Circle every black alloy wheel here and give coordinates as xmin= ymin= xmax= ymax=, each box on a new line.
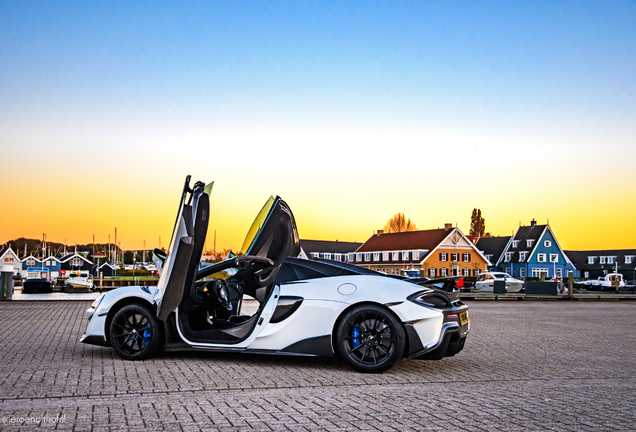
xmin=109 ymin=303 xmax=162 ymax=360
xmin=336 ymin=304 xmax=406 ymax=373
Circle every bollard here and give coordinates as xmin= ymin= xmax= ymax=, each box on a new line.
xmin=568 ymin=272 xmax=574 ymax=300
xmin=1 ymin=266 xmax=14 ymax=300
xmin=99 ymin=271 xmax=103 ymax=293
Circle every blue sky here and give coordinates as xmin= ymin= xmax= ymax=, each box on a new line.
xmin=1 ymin=1 xmax=635 ymax=250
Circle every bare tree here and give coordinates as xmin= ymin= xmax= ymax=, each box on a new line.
xmin=384 ymin=213 xmax=418 ymax=233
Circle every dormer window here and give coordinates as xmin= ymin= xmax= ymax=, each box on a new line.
xmin=383 ymin=251 xmax=389 ymax=261
xmin=607 ymin=256 xmax=615 ymax=264
xmin=364 ymin=253 xmax=371 ymax=261
xmin=544 ymin=240 xmax=552 ymax=248
xmin=504 ymin=252 xmax=512 ymax=262
xmin=600 ymin=256 xmax=606 ymax=264
xmin=527 ymin=240 xmax=535 ymax=248
xmin=356 ymin=253 xmax=363 ymax=262
xmin=403 ymin=251 xmax=410 ymax=260
xmin=392 ymin=252 xmax=400 ymax=261
xmin=486 ymin=254 xmax=493 ymax=262
xmin=587 ymin=256 xmax=597 ymax=264
xmin=348 ymin=253 xmax=354 ymax=262
xmin=413 ymin=251 xmax=419 ymax=260
xmin=519 ymin=252 xmax=527 ymax=262
xmin=512 ymin=240 xmax=519 ymax=248
xmin=373 ymin=252 xmax=380 ymax=261
xmin=626 ymin=256 xmax=634 ymax=264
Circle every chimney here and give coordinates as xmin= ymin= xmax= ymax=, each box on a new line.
xmin=530 ymin=219 xmax=536 ymax=227
xmin=376 ymin=230 xmax=384 ymax=236
xmin=444 ymin=223 xmax=452 ymax=230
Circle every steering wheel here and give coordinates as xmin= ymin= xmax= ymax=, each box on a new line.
xmin=212 ymin=279 xmax=233 ymax=311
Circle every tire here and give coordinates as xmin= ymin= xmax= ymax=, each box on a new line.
xmin=336 ymin=304 xmax=406 ymax=373
xmin=109 ymin=303 xmax=163 ymax=360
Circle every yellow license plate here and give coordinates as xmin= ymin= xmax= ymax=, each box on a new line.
xmin=459 ymin=311 xmax=468 ymax=325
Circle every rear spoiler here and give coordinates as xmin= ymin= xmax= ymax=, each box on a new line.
xmin=413 ymin=276 xmax=464 ymax=293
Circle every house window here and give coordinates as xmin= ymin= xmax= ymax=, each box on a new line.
xmin=439 ymin=252 xmax=447 ymax=262
xmin=506 ymin=267 xmax=511 ymax=274
xmin=429 ymin=267 xmax=436 ymax=277
xmin=520 ymin=268 xmax=525 ymax=278
xmin=532 ymin=268 xmax=548 ymax=278
xmin=413 ymin=251 xmax=419 ymax=260
xmin=71 ymin=257 xmax=82 ymax=267
xmin=512 ymin=240 xmax=519 ymax=248
xmin=519 ymin=252 xmax=527 ymax=262
xmin=599 ymin=256 xmax=606 ymax=264
xmin=486 ymin=254 xmax=493 ymax=262
xmin=607 ymin=256 xmax=615 ymax=264
xmin=324 ymin=253 xmax=331 ymax=260
xmin=584 ymin=271 xmax=589 ymax=278
xmin=383 ymin=252 xmax=389 ymax=261
xmin=403 ymin=251 xmax=410 ymax=260
xmin=356 ymin=253 xmax=363 ymax=262
xmin=549 ymin=254 xmax=558 ymax=263
xmin=334 ymin=254 xmax=341 ymax=262
xmin=364 ymin=253 xmax=371 ymax=261
xmin=537 ymin=254 xmax=546 ymax=262
xmin=587 ymin=256 xmax=596 ymax=264
xmin=527 ymin=240 xmax=535 ymax=248
xmin=556 ymin=268 xmax=562 ymax=277
xmin=373 ymin=252 xmax=380 ymax=261
xmin=5 ymin=258 xmax=13 ymax=262
xmin=544 ymin=240 xmax=552 ymax=247
xmin=504 ymin=252 xmax=512 ymax=262
xmin=392 ymin=252 xmax=400 ymax=261
xmin=348 ymin=253 xmax=354 ymax=262
xmin=440 ymin=268 xmax=447 ymax=276
xmin=463 ymin=268 xmax=469 ymax=277
xmin=462 ymin=253 xmax=470 ymax=262
xmin=626 ymin=256 xmax=634 ymax=264
xmin=473 ymin=269 xmax=480 ymax=277
xmin=451 ymin=252 xmax=459 ymax=261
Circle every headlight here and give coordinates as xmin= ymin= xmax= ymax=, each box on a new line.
xmin=90 ymin=294 xmax=105 ymax=310
xmin=408 ymin=291 xmax=451 ymax=309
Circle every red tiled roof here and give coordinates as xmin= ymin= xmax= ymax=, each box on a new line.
xmin=357 ymin=229 xmax=452 ymax=253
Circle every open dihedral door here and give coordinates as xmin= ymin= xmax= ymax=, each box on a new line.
xmin=154 ymin=177 xmax=212 ymax=321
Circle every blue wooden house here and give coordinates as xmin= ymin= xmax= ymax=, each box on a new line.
xmin=22 ymin=255 xmax=62 ymax=279
xmin=497 ymin=220 xmax=576 ymax=279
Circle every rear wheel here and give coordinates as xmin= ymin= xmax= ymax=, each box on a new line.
xmin=336 ymin=304 xmax=405 ymax=373
xmin=109 ymin=303 xmax=162 ymax=360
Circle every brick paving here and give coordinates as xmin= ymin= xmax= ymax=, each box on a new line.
xmin=0 ymin=300 xmax=634 ymax=431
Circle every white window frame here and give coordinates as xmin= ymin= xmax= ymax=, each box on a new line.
xmin=462 ymin=253 xmax=469 ymax=262
xmin=599 ymin=256 xmax=606 ymax=264
xmin=348 ymin=253 xmax=354 ymax=262
xmin=486 ymin=254 xmax=493 ymax=262
xmin=440 ymin=252 xmax=447 ymax=262
xmin=549 ymin=254 xmax=558 ymax=263
xmin=383 ymin=252 xmax=389 ymax=261
xmin=544 ymin=240 xmax=552 ymax=247
xmin=584 ymin=271 xmax=589 ymax=278
xmin=463 ymin=268 xmax=469 ymax=277
xmin=356 ymin=253 xmax=363 ymax=262
xmin=527 ymin=239 xmax=535 ymax=248
xmin=520 ymin=268 xmax=525 ymax=278
xmin=429 ymin=267 xmax=436 ymax=277
xmin=403 ymin=250 xmax=410 ymax=260
xmin=587 ymin=256 xmax=596 ymax=264
xmin=392 ymin=252 xmax=400 ymax=261
xmin=324 ymin=253 xmax=331 ymax=260
xmin=532 ymin=268 xmax=549 ymax=278
xmin=451 ymin=252 xmax=459 ymax=262
xmin=412 ymin=251 xmax=419 ymax=260
xmin=504 ymin=252 xmax=512 ymax=262
xmin=519 ymin=252 xmax=527 ymax=262
xmin=373 ymin=252 xmax=380 ymax=261
xmin=607 ymin=256 xmax=615 ymax=264
xmin=440 ymin=268 xmax=447 ymax=277
xmin=625 ymin=256 xmax=634 ymax=264
xmin=364 ymin=253 xmax=371 ymax=262
xmin=556 ymin=268 xmax=562 ymax=278
xmin=512 ymin=240 xmax=519 ymax=248
xmin=537 ymin=253 xmax=546 ymax=263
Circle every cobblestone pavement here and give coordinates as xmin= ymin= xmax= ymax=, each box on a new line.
xmin=0 ymin=300 xmax=634 ymax=431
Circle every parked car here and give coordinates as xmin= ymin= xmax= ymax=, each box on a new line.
xmin=80 ymin=176 xmax=469 ymax=373
xmin=475 ymin=272 xmax=524 ymax=293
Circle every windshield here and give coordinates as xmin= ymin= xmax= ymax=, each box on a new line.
xmin=240 ymin=196 xmax=276 ymax=255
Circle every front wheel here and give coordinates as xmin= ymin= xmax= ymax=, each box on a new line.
xmin=109 ymin=303 xmax=163 ymax=360
xmin=336 ymin=304 xmax=406 ymax=373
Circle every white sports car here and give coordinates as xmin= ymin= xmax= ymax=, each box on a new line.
xmin=81 ymin=176 xmax=469 ymax=373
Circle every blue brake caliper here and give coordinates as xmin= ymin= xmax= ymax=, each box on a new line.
xmin=141 ymin=324 xmax=151 ymax=347
xmin=352 ymin=324 xmax=361 ymax=348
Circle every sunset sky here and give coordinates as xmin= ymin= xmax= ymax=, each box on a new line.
xmin=1 ymin=1 xmax=635 ymax=253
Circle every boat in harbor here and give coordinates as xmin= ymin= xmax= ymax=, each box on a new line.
xmin=576 ymin=273 xmax=625 ymax=291
xmin=22 ymin=268 xmax=54 ymax=293
xmin=64 ymin=272 xmax=94 ymax=293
